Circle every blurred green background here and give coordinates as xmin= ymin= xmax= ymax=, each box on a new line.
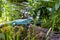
xmin=0 ymin=0 xmax=60 ymax=40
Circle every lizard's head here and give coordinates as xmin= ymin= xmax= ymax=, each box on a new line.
xmin=27 ymin=17 xmax=33 ymax=21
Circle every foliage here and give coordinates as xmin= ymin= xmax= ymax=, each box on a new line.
xmin=29 ymin=0 xmax=60 ymax=31
xmin=0 ymin=0 xmax=60 ymax=40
